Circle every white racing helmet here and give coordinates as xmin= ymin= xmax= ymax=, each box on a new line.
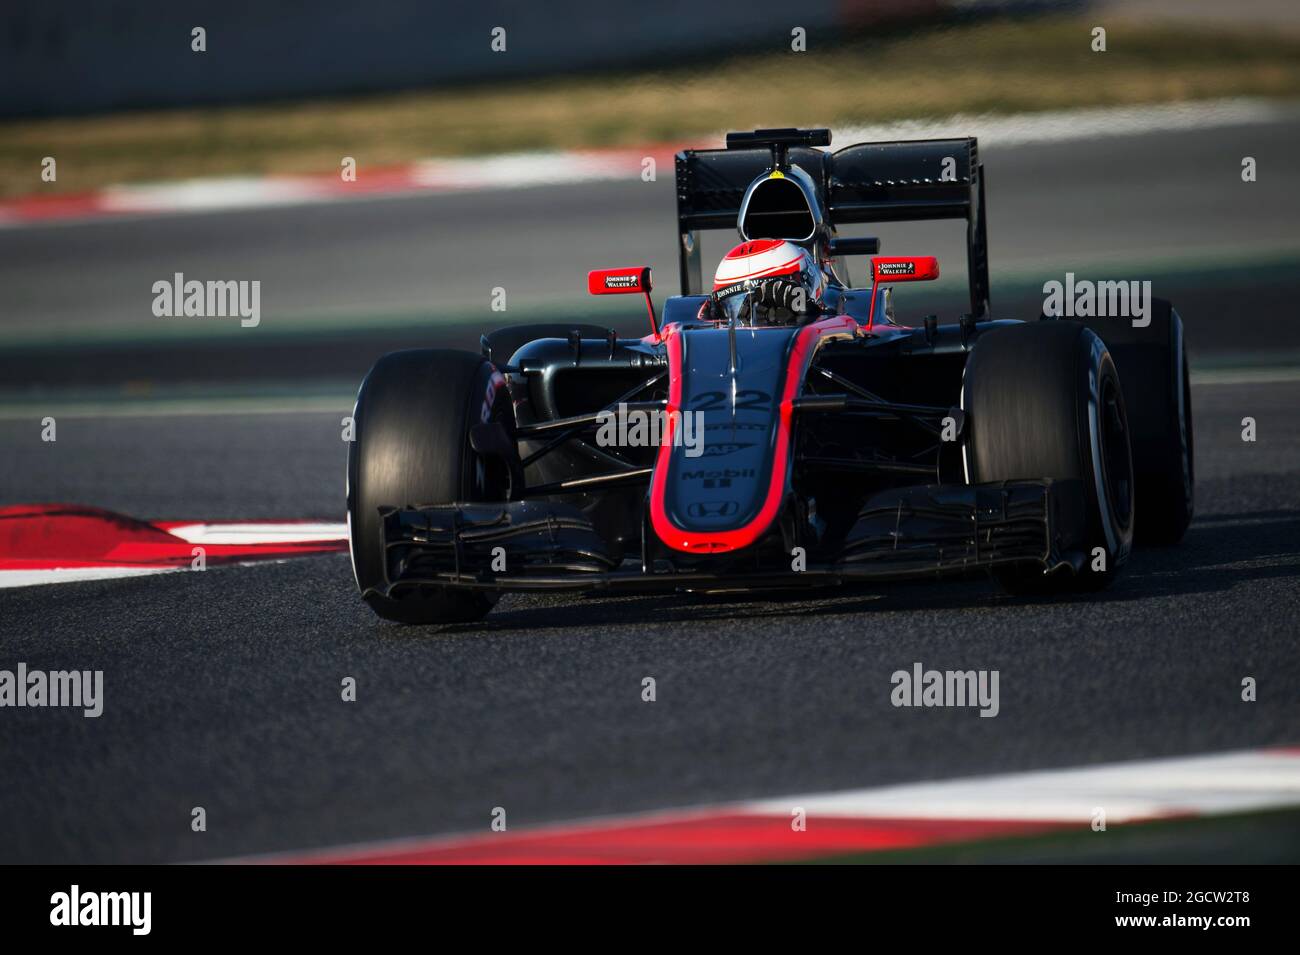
xmin=710 ymin=239 xmax=826 ymax=325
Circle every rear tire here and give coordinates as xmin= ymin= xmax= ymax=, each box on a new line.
xmin=347 ymin=349 xmax=512 ymax=624
xmin=1079 ymin=299 xmax=1193 ymax=544
xmin=962 ymin=321 xmax=1135 ymax=594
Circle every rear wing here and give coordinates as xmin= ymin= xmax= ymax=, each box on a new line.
xmin=674 ymin=132 xmax=990 ymax=318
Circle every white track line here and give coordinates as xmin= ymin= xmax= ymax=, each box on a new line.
xmin=164 ymin=522 xmax=348 ymax=545
xmin=835 ymin=97 xmax=1298 ymax=149
xmin=0 ymin=566 xmax=181 ymax=588
xmin=749 ymin=748 xmax=1300 ymax=823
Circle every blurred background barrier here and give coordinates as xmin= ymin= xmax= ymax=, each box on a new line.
xmin=3 ymin=0 xmax=1073 ymax=118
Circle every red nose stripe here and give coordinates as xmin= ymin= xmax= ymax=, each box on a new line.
xmin=648 ymin=315 xmax=858 ymax=553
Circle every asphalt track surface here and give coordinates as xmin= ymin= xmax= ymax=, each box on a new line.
xmin=5 ymin=113 xmax=1299 ymax=332
xmin=1 ymin=380 xmax=1298 ymax=864
xmin=3 ymin=112 xmax=1300 ymax=392
xmin=1 ymin=119 xmax=1298 ymax=863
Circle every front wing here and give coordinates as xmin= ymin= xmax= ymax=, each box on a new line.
xmin=370 ymin=479 xmax=1089 ymax=597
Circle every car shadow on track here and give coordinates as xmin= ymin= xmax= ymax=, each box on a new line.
xmin=397 ymin=588 xmax=899 ymax=636
xmin=375 ymin=509 xmax=1300 ymax=635
xmin=990 ymin=509 xmax=1300 ymax=610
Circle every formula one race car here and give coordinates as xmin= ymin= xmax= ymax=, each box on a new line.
xmin=346 ymin=128 xmax=1194 ymax=623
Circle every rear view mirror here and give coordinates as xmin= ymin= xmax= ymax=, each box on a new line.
xmin=588 ymin=266 xmax=659 ymax=340
xmin=828 ymin=236 xmax=881 ymax=256
xmin=865 ymin=256 xmax=940 ymax=329
xmin=871 ymin=256 xmax=940 ymax=282
xmin=588 ymin=267 xmax=652 ymax=295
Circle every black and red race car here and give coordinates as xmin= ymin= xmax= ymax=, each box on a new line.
xmin=346 ymin=128 xmax=1193 ymax=623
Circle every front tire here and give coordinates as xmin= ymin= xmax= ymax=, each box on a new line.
xmin=347 ymin=349 xmax=512 ymax=624
xmin=962 ymin=321 xmax=1135 ymax=593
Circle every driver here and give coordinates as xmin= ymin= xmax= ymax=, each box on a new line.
xmin=706 ymin=239 xmax=828 ymax=325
